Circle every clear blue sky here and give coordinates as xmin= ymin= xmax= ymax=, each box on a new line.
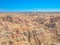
xmin=0 ymin=0 xmax=60 ymax=12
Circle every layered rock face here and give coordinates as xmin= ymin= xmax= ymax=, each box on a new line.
xmin=0 ymin=12 xmax=60 ymax=45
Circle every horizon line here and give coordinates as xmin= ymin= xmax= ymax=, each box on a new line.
xmin=0 ymin=8 xmax=60 ymax=12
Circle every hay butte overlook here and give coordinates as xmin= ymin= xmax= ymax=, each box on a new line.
xmin=0 ymin=12 xmax=60 ymax=45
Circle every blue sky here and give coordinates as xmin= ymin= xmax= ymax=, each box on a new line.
xmin=0 ymin=0 xmax=60 ymax=12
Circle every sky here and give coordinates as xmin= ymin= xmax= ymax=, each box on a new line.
xmin=0 ymin=0 xmax=60 ymax=12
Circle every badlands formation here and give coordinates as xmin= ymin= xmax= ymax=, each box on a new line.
xmin=0 ymin=12 xmax=60 ymax=45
